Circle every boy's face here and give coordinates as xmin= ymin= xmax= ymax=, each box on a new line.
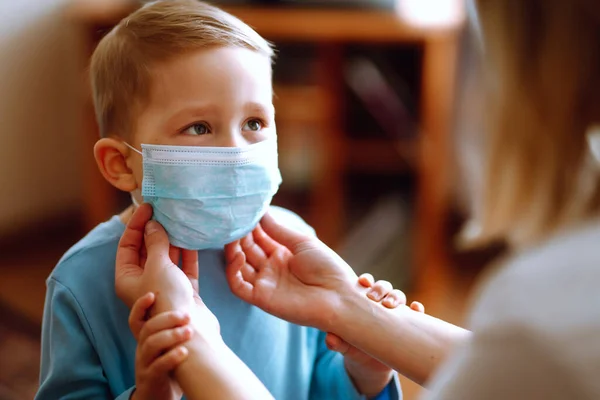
xmin=124 ymin=47 xmax=275 ymax=193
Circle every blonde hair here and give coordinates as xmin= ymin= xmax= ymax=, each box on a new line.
xmin=90 ymin=0 xmax=274 ymax=138
xmin=472 ymin=0 xmax=600 ymax=246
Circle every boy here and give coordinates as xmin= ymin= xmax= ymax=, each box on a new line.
xmin=37 ymin=1 xmax=401 ymax=399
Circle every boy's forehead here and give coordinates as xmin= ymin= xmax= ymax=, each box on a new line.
xmin=148 ymin=47 xmax=273 ymax=107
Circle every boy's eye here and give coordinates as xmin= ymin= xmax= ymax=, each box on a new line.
xmin=243 ymin=119 xmax=263 ymax=132
xmin=182 ymin=123 xmax=210 ymax=136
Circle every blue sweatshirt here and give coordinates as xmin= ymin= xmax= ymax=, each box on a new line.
xmin=37 ymin=207 xmax=400 ymax=400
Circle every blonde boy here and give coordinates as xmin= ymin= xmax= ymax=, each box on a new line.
xmin=37 ymin=1 xmax=400 ymax=399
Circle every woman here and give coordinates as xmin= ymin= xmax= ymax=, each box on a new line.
xmin=116 ymin=0 xmax=600 ymax=398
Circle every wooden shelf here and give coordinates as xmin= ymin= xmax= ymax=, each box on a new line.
xmin=273 ymin=85 xmax=327 ymax=123
xmin=346 ymin=138 xmax=416 ymax=173
xmin=223 ymin=6 xmax=460 ymax=43
xmin=66 ymin=0 xmax=137 ymax=25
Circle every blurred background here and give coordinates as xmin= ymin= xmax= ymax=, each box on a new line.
xmin=0 ymin=0 xmax=505 ymax=398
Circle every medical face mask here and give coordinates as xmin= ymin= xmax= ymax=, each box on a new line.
xmin=127 ymin=139 xmax=282 ymax=250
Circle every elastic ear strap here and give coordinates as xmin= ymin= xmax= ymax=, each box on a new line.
xmin=123 ymin=142 xmax=143 ymax=156
xmin=131 ymin=193 xmax=141 ymax=207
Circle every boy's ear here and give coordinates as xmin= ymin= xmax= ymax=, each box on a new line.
xmin=94 ymin=138 xmax=138 ymax=192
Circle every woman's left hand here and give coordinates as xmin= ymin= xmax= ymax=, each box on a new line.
xmin=224 ymin=212 xmax=360 ymax=333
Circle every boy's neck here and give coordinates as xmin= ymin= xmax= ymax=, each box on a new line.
xmin=119 ymin=205 xmax=136 ymax=225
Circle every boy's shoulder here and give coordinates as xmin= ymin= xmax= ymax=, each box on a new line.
xmin=269 ymin=206 xmax=316 ymax=237
xmin=49 ymin=215 xmax=125 ymax=294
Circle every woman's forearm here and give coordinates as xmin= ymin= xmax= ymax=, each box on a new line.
xmin=333 ymin=292 xmax=471 ymax=385
xmin=173 ymin=333 xmax=274 ymax=400
xmin=154 ymin=296 xmax=273 ymax=400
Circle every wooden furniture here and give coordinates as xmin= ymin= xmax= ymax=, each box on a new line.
xmin=69 ymin=0 xmax=462 ymax=299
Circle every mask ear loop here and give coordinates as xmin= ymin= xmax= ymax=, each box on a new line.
xmin=122 ymin=142 xmax=143 ymax=207
xmin=123 ymin=142 xmax=143 ymax=156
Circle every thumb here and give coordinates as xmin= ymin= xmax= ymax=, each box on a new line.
xmin=260 ymin=212 xmax=311 ymax=251
xmin=144 ymin=220 xmax=170 ymax=260
xmin=325 ymin=333 xmax=350 ymax=355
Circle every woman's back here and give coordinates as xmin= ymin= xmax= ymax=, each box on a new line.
xmin=425 ymin=221 xmax=600 ymax=399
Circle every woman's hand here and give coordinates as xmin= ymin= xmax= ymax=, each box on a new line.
xmin=116 ymin=205 xmax=272 ymax=400
xmin=224 ymin=212 xmax=359 ymax=332
xmin=116 ymin=204 xmax=208 ymax=320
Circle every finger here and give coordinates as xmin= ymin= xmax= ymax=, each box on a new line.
xmin=140 ymin=326 xmax=193 ymax=367
xmin=410 ymin=301 xmax=425 ymax=313
xmin=381 ymin=289 xmax=407 ymax=309
xmin=181 ymin=249 xmax=199 ymax=295
xmin=128 ymin=292 xmax=155 ymax=340
xmin=143 ymin=220 xmax=171 ymax=261
xmin=325 ymin=333 xmax=350 ymax=355
xmin=366 ymin=280 xmax=394 ymax=302
xmin=252 ymin=223 xmax=280 ymax=256
xmin=224 ymin=240 xmax=241 ymax=264
xmin=116 ymin=203 xmax=153 ymax=272
xmin=358 ymin=273 xmax=375 ymax=288
xmin=225 ymin=250 xmax=255 ymax=302
xmin=240 ymin=233 xmax=267 ymax=270
xmin=138 ymin=311 xmax=191 ymax=344
xmin=260 ymin=211 xmax=311 ymax=252
xmin=148 ymin=346 xmax=188 ymax=377
xmin=240 ymin=263 xmax=258 ymax=285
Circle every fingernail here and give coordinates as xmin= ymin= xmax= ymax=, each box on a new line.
xmin=145 ymin=221 xmax=159 ymax=235
xmin=181 ymin=326 xmax=193 ymax=337
xmin=178 ymin=347 xmax=188 ymax=356
xmin=382 ymin=298 xmax=395 ymax=308
xmin=367 ymin=289 xmax=382 ymax=301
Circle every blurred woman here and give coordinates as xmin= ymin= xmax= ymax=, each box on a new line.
xmin=117 ymin=0 xmax=600 ymax=398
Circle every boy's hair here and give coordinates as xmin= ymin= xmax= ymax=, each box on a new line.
xmin=90 ymin=0 xmax=274 ymax=138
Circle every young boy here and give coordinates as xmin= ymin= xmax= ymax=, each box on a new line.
xmin=37 ymin=1 xmax=401 ymax=399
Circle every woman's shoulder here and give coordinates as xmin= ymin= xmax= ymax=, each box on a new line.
xmin=458 ymin=222 xmax=600 ymax=397
xmin=469 ymin=221 xmax=600 ymax=336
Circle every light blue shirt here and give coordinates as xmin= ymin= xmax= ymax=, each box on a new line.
xmin=37 ymin=207 xmax=400 ymax=400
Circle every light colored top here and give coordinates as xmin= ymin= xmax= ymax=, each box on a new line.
xmin=425 ymin=221 xmax=600 ymax=399
xmin=36 ymin=206 xmax=400 ymax=400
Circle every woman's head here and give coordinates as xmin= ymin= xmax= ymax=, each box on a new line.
xmin=473 ymin=0 xmax=600 ymax=246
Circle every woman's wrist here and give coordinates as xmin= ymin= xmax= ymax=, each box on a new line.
xmin=152 ymin=286 xmax=196 ymax=316
xmin=174 ymin=324 xmax=275 ymax=400
xmin=322 ymin=281 xmax=373 ymax=335
xmin=329 ymin=288 xmax=470 ymax=385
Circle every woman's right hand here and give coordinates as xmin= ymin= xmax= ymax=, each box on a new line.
xmin=224 ymin=212 xmax=360 ymax=332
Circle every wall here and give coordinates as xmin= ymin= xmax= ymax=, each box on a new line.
xmin=0 ymin=0 xmax=83 ymax=235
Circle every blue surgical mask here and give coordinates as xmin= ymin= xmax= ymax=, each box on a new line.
xmin=127 ymin=139 xmax=282 ymax=250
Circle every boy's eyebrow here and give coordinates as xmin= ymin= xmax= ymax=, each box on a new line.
xmin=244 ymin=102 xmax=275 ymax=117
xmin=166 ymin=104 xmax=220 ymax=126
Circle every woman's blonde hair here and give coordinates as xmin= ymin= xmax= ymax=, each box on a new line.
xmin=475 ymin=0 xmax=600 ymax=245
